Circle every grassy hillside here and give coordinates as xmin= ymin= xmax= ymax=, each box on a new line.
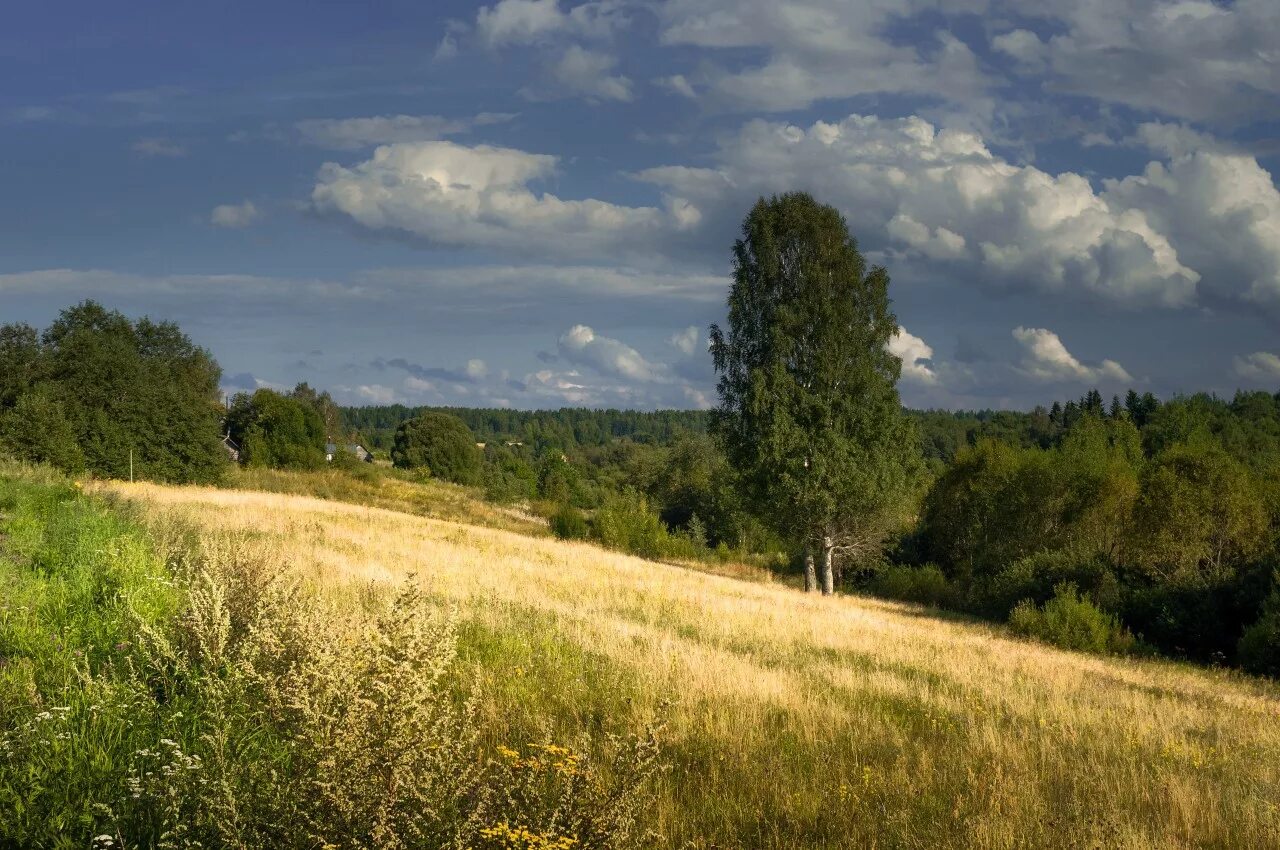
xmin=105 ymin=477 xmax=1280 ymax=849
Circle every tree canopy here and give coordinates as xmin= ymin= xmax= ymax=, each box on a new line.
xmin=226 ymin=389 xmax=328 ymax=470
xmin=709 ymin=193 xmax=922 ymax=593
xmin=0 ymin=301 xmax=225 ymax=483
xmin=391 ymin=412 xmax=482 ymax=485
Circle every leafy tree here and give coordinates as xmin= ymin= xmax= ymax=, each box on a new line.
xmin=709 ymin=193 xmax=922 ymax=594
xmin=1129 ymin=443 xmax=1268 ymax=583
xmin=640 ymin=434 xmax=745 ymax=547
xmin=0 ymin=323 xmax=41 ymax=408
xmin=226 ymin=389 xmax=327 ymax=470
xmin=0 ymin=386 xmax=84 ymax=472
xmin=0 ymin=301 xmax=225 ymax=482
xmin=291 ymin=382 xmax=344 ymax=438
xmin=921 ymin=440 xmax=1039 ymax=582
xmin=482 ymin=444 xmax=538 ymax=503
xmin=391 ymin=412 xmax=481 ymax=484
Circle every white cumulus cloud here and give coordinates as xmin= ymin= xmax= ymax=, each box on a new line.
xmin=667 ymin=325 xmax=699 ymax=355
xmin=474 ymin=0 xmax=627 ymax=46
xmin=656 ymin=0 xmax=991 ymax=112
xmin=1234 ymin=351 xmax=1280 ymax=381
xmin=888 ymin=328 xmax=938 ymax=386
xmin=294 ymin=113 xmax=514 ymax=149
xmin=310 ymin=140 xmax=684 ymax=257
xmin=132 ymin=137 xmax=186 ymax=158
xmin=558 ymin=324 xmax=659 ymax=381
xmin=640 ymin=114 xmax=1201 ymax=308
xmin=543 ymin=46 xmax=633 ymax=101
xmin=1012 ymin=326 xmax=1132 ymax=384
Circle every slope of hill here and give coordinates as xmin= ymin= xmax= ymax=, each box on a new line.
xmin=104 ymin=478 xmax=1280 ymax=849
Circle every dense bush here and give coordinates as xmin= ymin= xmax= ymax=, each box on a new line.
xmin=0 ymin=385 xmax=84 ymax=472
xmin=1238 ymin=592 xmax=1280 ymax=677
xmin=914 ymin=402 xmax=1280 ymax=669
xmin=973 ymin=550 xmax=1121 ymax=620
xmin=869 ymin=564 xmax=957 ymax=608
xmin=593 ymin=491 xmax=672 ymax=559
xmin=392 ymin=412 xmax=482 ymax=485
xmin=481 ymin=445 xmax=538 ymax=503
xmin=1008 ymin=583 xmax=1135 ymax=655
xmin=550 ymin=504 xmax=590 ymax=540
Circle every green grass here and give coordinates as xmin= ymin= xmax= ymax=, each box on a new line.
xmin=0 ymin=462 xmax=661 ymax=849
xmin=0 ymin=462 xmax=192 ymax=846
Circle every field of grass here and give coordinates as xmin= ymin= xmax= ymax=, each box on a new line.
xmin=105 ymin=476 xmax=1280 ymax=849
xmin=222 ymin=465 xmax=549 ymax=536
xmin=1 ymin=465 xmax=658 ymax=848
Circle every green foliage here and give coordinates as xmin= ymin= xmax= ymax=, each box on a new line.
xmin=1130 ymin=443 xmax=1267 ymax=583
xmin=0 ymin=301 xmax=226 ymax=483
xmin=1238 ymin=591 xmax=1280 ymax=677
xmin=289 ymin=381 xmax=344 ymax=438
xmin=226 ymin=388 xmax=328 ymax=470
xmin=921 ymin=416 xmax=1141 ymax=584
xmin=537 ymin=451 xmax=587 ymax=505
xmin=709 ymin=193 xmax=922 ymax=575
xmin=0 ymin=467 xmax=184 ymax=843
xmin=870 ymin=564 xmax=958 ymax=609
xmin=974 ymin=550 xmax=1121 ymax=621
xmin=0 ymin=385 xmax=85 ymax=472
xmin=593 ymin=491 xmax=672 ymax=560
xmin=1008 ymin=583 xmax=1135 ymax=655
xmin=343 ymin=405 xmax=709 ymax=454
xmin=0 ymin=323 xmax=41 ymax=408
xmin=392 ymin=412 xmax=482 ymax=484
xmin=550 ymin=504 xmax=590 ymax=540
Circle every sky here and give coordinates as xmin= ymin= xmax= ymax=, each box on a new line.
xmin=2 ymin=0 xmax=1279 ymax=412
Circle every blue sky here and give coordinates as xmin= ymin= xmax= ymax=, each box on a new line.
xmin=3 ymin=0 xmax=1279 ymax=410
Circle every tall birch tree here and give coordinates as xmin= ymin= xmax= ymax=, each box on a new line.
xmin=710 ymin=193 xmax=921 ymax=594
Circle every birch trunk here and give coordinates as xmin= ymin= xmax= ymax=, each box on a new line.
xmin=820 ymin=536 xmax=835 ymax=596
xmin=803 ymin=547 xmax=817 ymax=593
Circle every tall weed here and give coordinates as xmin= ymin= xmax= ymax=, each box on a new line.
xmin=0 ymin=465 xmax=664 ymax=849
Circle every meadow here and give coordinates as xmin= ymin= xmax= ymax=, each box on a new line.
xmin=91 ymin=474 xmax=1280 ymax=849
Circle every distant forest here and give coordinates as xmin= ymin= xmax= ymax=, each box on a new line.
xmin=341 ymin=388 xmax=1262 ymax=470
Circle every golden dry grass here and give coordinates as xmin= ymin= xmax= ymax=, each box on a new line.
xmin=105 ymin=480 xmax=1280 ymax=849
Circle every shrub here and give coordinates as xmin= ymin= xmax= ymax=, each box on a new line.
xmin=870 ymin=564 xmax=957 ymax=608
xmin=974 ymin=550 xmax=1121 ymax=620
xmin=593 ymin=491 xmax=669 ymax=559
xmin=550 ymin=504 xmax=589 ymax=540
xmin=1238 ymin=593 xmax=1280 ymax=677
xmin=1121 ymin=578 xmax=1261 ymax=663
xmin=1008 ymin=582 xmax=1135 ymax=655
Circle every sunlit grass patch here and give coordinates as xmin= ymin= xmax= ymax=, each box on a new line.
xmin=109 ymin=479 xmax=1280 ymax=849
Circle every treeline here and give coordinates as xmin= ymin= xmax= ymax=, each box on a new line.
xmin=342 ymin=402 xmax=1168 ymax=469
xmin=342 ymin=405 xmax=711 ymax=452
